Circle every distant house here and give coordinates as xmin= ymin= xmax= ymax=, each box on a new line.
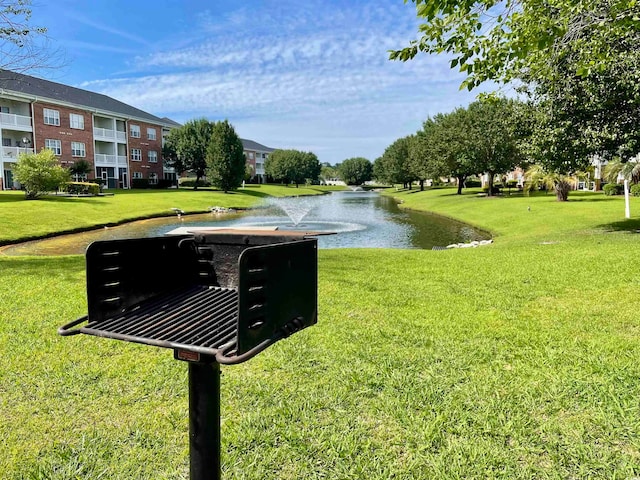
xmin=241 ymin=138 xmax=274 ymax=183
xmin=0 ymin=69 xmax=179 ymax=190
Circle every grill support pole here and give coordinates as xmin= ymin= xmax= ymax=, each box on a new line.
xmin=189 ymin=360 xmax=221 ymax=480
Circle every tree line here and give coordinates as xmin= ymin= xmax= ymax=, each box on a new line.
xmin=373 ymin=97 xmax=530 ymax=196
xmin=386 ymin=0 xmax=640 ymax=201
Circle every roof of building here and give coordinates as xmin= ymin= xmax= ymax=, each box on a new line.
xmin=0 ymin=69 xmax=171 ymax=126
xmin=240 ymin=138 xmax=275 ymax=152
xmin=160 ymin=116 xmax=182 ymax=127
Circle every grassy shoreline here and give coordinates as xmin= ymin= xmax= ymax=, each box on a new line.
xmin=0 ymin=185 xmax=334 ymax=245
xmin=1 ymin=187 xmax=640 ymax=478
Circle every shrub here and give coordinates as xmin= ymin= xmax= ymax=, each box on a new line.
xmin=630 ymin=184 xmax=640 ymax=197
xmin=603 ymin=183 xmax=623 ymax=196
xmin=13 ymin=149 xmax=71 ymax=199
xmin=132 ymin=178 xmax=150 ymax=189
xmin=63 ymin=181 xmax=100 ymax=195
xmin=180 ymin=179 xmax=212 ymax=188
xmin=464 ymin=179 xmax=481 ymax=188
xmin=155 ymin=179 xmax=176 ymax=189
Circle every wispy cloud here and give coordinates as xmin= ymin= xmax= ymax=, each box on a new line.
xmin=62 ymin=40 xmax=139 ymax=55
xmin=65 ymin=11 xmax=155 ymax=48
xmin=76 ymin=1 xmax=491 ymax=163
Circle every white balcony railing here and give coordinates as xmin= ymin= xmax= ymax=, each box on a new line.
xmin=0 ymin=112 xmax=32 ymax=130
xmin=117 ymin=155 xmax=127 ymax=165
xmin=94 ymin=128 xmax=127 ymax=143
xmin=94 ymin=127 xmax=116 ymax=140
xmin=95 ymin=153 xmax=116 ymax=165
xmin=1 ymin=146 xmax=34 ymax=161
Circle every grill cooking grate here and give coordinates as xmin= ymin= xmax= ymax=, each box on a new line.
xmin=81 ymin=285 xmax=239 ymax=355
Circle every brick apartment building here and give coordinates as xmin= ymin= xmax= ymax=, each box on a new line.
xmin=0 ymin=69 xmax=176 ymax=190
xmin=241 ymin=138 xmax=274 ymax=183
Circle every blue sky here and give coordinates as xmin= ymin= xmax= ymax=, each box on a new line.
xmin=31 ymin=0 xmax=494 ymax=164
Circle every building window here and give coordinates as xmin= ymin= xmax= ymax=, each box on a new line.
xmin=71 ymin=142 xmax=86 ymax=157
xmin=133 ymin=172 xmax=143 ymax=179
xmin=130 ymin=125 xmax=140 ymax=138
xmin=248 ymin=152 xmax=254 ymax=159
xmin=0 ymin=106 xmax=9 ymax=113
xmin=44 ymin=139 xmax=61 ymax=155
xmin=130 ymin=148 xmax=142 ymax=161
xmin=69 ymin=113 xmax=84 ymax=130
xmin=43 ymin=108 xmax=60 ymax=126
xmin=147 ymin=128 xmax=156 ymax=140
xmin=149 ymin=173 xmax=158 ymax=185
xmin=148 ymin=150 xmax=157 ymax=163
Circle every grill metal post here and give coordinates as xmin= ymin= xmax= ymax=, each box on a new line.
xmin=189 ymin=360 xmax=221 ymax=480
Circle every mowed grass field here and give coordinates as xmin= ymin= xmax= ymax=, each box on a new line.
xmin=1 ymin=187 xmax=639 ymax=478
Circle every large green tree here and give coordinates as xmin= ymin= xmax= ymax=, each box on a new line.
xmin=206 ymin=120 xmax=246 ymax=193
xmin=164 ymin=119 xmax=213 ymax=189
xmin=465 ymin=98 xmax=528 ymax=196
xmin=526 ymin=34 xmax=640 ymax=173
xmin=391 ymin=0 xmax=639 ymax=91
xmin=14 ymin=149 xmax=70 ymax=199
xmin=337 ymin=157 xmax=373 ymax=186
xmin=374 ymin=136 xmax=414 ymax=188
xmin=409 ymin=128 xmax=440 ymax=191
xmin=265 ymin=149 xmax=321 ymax=187
xmin=411 ymin=111 xmax=477 ymax=194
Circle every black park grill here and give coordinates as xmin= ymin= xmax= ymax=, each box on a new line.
xmin=59 ymin=230 xmax=319 ymax=480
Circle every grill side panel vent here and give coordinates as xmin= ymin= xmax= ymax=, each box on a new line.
xmin=86 ymin=236 xmax=201 ymax=324
xmin=236 ymin=239 xmax=317 ymax=355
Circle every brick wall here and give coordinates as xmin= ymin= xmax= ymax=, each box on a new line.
xmin=33 ymin=102 xmax=95 ymax=172
xmin=127 ymin=120 xmax=164 ymax=183
xmin=245 ymin=149 xmax=257 ymax=174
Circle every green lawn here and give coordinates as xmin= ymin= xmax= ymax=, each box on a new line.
xmin=0 ymin=185 xmax=330 ymax=244
xmin=1 ymin=187 xmax=639 ymax=478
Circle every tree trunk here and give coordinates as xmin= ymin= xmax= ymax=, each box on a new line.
xmin=420 ymin=179 xmax=424 ymax=191
xmin=554 ymin=180 xmax=570 ymax=201
xmin=486 ymin=171 xmax=495 ymax=196
xmin=194 ymin=174 xmax=200 ymax=190
xmin=456 ymin=174 xmax=467 ymax=195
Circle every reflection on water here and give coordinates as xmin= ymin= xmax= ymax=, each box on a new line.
xmin=0 ymin=191 xmax=489 ymax=255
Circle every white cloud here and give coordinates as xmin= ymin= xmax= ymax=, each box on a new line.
xmin=77 ymin=1 xmax=494 ymax=164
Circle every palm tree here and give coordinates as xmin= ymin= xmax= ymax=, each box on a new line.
xmin=524 ymin=164 xmax=575 ymax=201
xmin=603 ymin=157 xmax=640 ymax=185
xmin=69 ymin=159 xmax=92 ymax=181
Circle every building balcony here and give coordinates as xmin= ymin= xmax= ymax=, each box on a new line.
xmin=1 ymin=146 xmax=34 ymax=162
xmin=95 ymin=154 xmax=129 ymax=166
xmin=0 ymin=112 xmax=33 ymax=131
xmin=94 ymin=128 xmax=127 ymax=143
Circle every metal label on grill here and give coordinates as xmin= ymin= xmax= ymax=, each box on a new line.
xmin=175 ymin=349 xmax=201 ymax=362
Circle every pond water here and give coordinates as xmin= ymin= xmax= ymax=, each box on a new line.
xmin=0 ymin=191 xmax=489 ymax=255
